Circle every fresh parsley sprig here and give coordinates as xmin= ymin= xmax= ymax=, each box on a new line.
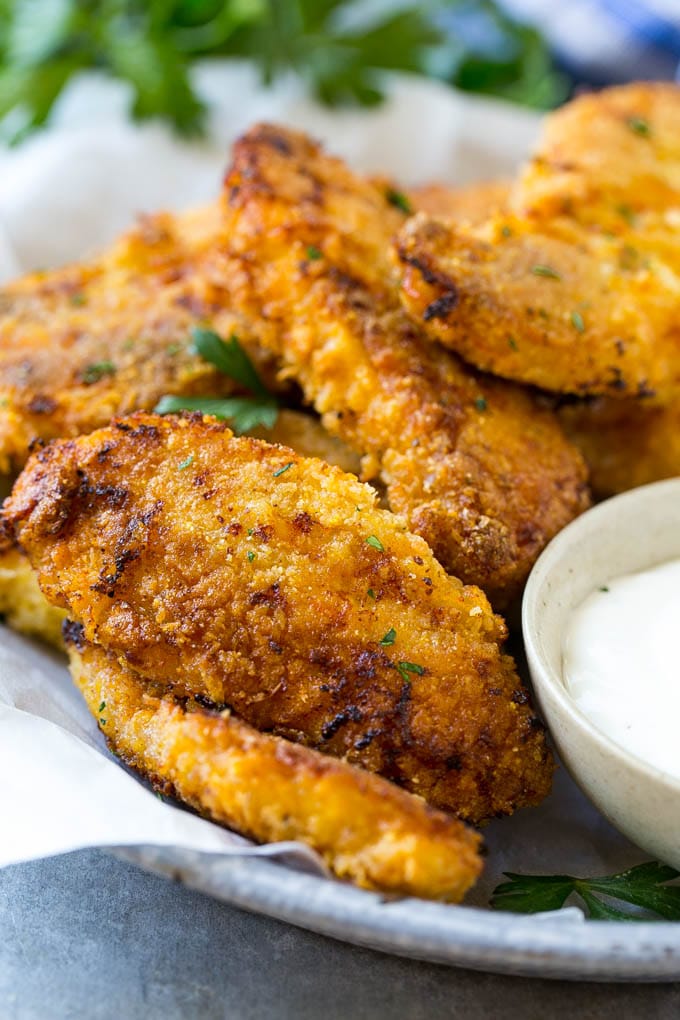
xmin=491 ymin=862 xmax=680 ymax=921
xmin=154 ymin=327 xmax=278 ymax=434
xmin=0 ymin=1 xmax=567 ymax=144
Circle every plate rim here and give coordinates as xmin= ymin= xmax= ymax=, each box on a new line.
xmin=111 ymin=846 xmax=680 ymax=982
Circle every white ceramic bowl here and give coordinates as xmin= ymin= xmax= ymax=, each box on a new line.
xmin=523 ymin=478 xmax=680 ymax=869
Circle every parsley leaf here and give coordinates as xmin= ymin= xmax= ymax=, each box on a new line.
xmin=0 ymin=2 xmax=564 ymax=145
xmin=380 ymin=627 xmax=397 ymax=646
xmin=190 ymin=329 xmax=271 ymax=402
xmin=155 ymin=330 xmax=279 ymax=435
xmin=491 ymin=862 xmax=680 ymax=921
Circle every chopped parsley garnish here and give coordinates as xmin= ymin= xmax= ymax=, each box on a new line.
xmin=570 ymin=310 xmax=585 ymax=333
xmin=69 ymin=292 xmax=87 ymax=306
xmin=508 ymin=337 xmax=519 ymax=351
xmin=531 ymin=264 xmax=561 ymax=280
xmin=247 ymin=551 xmax=256 ymax=563
xmin=626 ymin=116 xmax=650 ymax=138
xmin=365 ymin=535 xmax=384 ymax=552
xmin=81 ymin=360 xmax=116 ymax=384
xmin=500 ymin=225 xmax=512 ymax=238
xmin=491 ymin=862 xmax=680 ymax=921
xmin=155 ymin=329 xmax=279 ymax=434
xmin=98 ymin=701 xmax=106 ymax=713
xmin=474 ymin=396 xmax=487 ymax=412
xmin=616 ymin=203 xmax=636 ymax=225
xmin=177 ymin=455 xmax=194 ymax=471
xmin=306 ymin=245 xmax=323 ymax=261
xmin=367 ymin=588 xmax=376 ymax=600
xmin=273 ymin=462 xmax=294 ymax=478
xmin=599 ymin=585 xmax=610 ymax=593
xmin=380 ymin=627 xmax=397 ymax=646
xmin=397 ymin=660 xmax=424 ymax=681
xmin=386 ymin=188 xmax=412 ymax=215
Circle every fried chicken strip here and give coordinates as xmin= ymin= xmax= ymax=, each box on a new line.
xmin=0 ymin=203 xmax=286 ymax=473
xmin=67 ymin=637 xmax=481 ymax=901
xmin=0 ymin=407 xmax=359 ymax=650
xmin=221 ymin=123 xmax=588 ymax=605
xmin=4 ymin=413 xmax=554 ymax=822
xmin=410 ymin=181 xmax=509 ymax=223
xmin=404 ymin=180 xmax=680 ymax=497
xmin=397 ymin=84 xmax=680 ymax=400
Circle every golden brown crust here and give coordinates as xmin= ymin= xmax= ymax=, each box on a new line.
xmin=68 ymin=639 xmax=482 ymax=901
xmin=4 ymin=412 xmax=554 ymax=822
xmin=397 ymin=84 xmax=680 ymax=400
xmin=220 ymin=123 xmax=588 ymax=605
xmin=0 ymin=407 xmax=359 ymax=652
xmin=557 ymin=396 xmax=680 ymax=498
xmin=0 ymin=204 xmax=284 ymax=473
xmin=410 ymin=181 xmax=509 ymax=223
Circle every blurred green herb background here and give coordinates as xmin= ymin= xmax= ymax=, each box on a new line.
xmin=0 ymin=0 xmax=569 ymax=142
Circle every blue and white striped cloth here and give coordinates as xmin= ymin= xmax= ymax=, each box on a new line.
xmin=499 ymin=0 xmax=680 ymax=84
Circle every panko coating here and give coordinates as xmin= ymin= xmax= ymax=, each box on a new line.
xmin=397 ymin=84 xmax=680 ymax=400
xmin=68 ymin=636 xmax=482 ymax=902
xmin=221 ymin=123 xmax=588 ymax=605
xmin=0 ymin=202 xmax=284 ymax=473
xmin=0 ymin=407 xmax=360 ymax=650
xmin=4 ymin=412 xmax=554 ymax=822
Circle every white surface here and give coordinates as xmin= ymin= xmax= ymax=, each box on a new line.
xmin=564 ymin=558 xmax=680 ymax=781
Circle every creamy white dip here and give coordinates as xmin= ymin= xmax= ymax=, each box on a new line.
xmin=563 ymin=558 xmax=680 ymax=781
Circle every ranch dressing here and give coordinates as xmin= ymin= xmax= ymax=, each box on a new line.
xmin=563 ymin=558 xmax=680 ymax=781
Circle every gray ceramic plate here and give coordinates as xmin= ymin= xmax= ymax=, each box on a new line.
xmin=112 ymin=846 xmax=680 ymax=981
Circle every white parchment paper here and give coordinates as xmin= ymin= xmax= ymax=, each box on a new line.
xmin=0 ymin=62 xmax=643 ymax=905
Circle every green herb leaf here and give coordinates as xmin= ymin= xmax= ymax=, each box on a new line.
xmin=273 ymin=461 xmax=294 ymax=478
xmin=386 ymin=188 xmax=412 ymax=214
xmin=365 ymin=535 xmax=384 ymax=552
xmin=531 ymin=264 xmax=561 ymax=280
xmin=508 ymin=337 xmax=519 ymax=351
xmin=626 ymin=116 xmax=650 ymax=138
xmin=190 ymin=329 xmax=271 ymax=402
xmin=397 ymin=660 xmax=424 ymax=681
xmin=570 ymin=310 xmax=585 ymax=333
xmin=154 ymin=395 xmax=278 ymax=434
xmin=306 ymin=245 xmax=323 ymax=261
xmin=177 ymin=455 xmax=194 ymax=471
xmin=81 ymin=360 xmax=116 ymax=384
xmin=247 ymin=550 xmax=255 ymax=563
xmin=367 ymin=588 xmax=376 ymax=600
xmin=491 ymin=862 xmax=680 ymax=921
xmin=0 ymin=1 xmax=564 ymax=144
xmin=380 ymin=627 xmax=396 ymax=646
xmin=474 ymin=396 xmax=487 ymax=412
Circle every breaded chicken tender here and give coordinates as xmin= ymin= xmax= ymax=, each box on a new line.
xmin=68 ymin=637 xmax=482 ymax=901
xmin=404 ymin=179 xmax=680 ymax=498
xmin=4 ymin=413 xmax=554 ymax=822
xmin=397 ymin=84 xmax=680 ymax=400
xmin=0 ymin=407 xmax=360 ymax=650
xmin=0 ymin=203 xmax=284 ymax=473
xmin=0 ymin=534 xmax=66 ymax=646
xmin=557 ymin=397 xmax=680 ymax=498
xmin=410 ymin=181 xmax=509 ymax=223
xmin=221 ymin=124 xmax=588 ymax=605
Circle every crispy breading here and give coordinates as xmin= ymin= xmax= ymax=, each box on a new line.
xmin=0 ymin=203 xmax=286 ymax=473
xmin=220 ymin=124 xmax=588 ymax=605
xmin=397 ymin=84 xmax=680 ymax=400
xmin=557 ymin=396 xmax=680 ymax=498
xmin=404 ymin=178 xmax=680 ymax=498
xmin=4 ymin=412 xmax=554 ymax=822
xmin=0 ymin=407 xmax=360 ymax=651
xmin=0 ymin=535 xmax=66 ymax=646
xmin=410 ymin=181 xmax=509 ymax=223
xmin=67 ymin=638 xmax=482 ymax=901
